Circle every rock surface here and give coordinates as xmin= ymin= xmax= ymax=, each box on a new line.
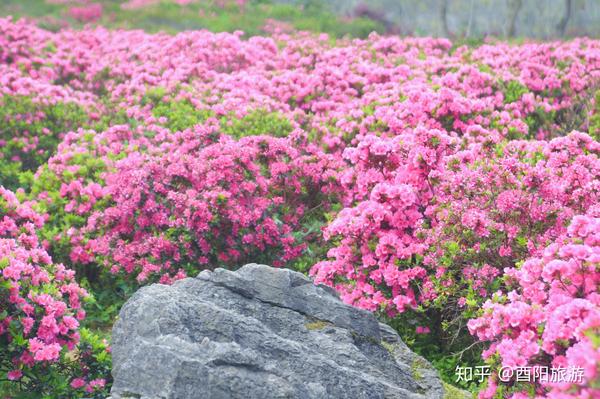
xmin=279 ymin=0 xmax=600 ymax=39
xmin=109 ymin=264 xmax=449 ymax=399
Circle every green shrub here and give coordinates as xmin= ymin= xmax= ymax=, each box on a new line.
xmin=151 ymin=98 xmax=293 ymax=139
xmin=501 ymin=80 xmax=529 ymax=104
xmin=0 ymin=95 xmax=89 ymax=190
xmin=382 ymin=312 xmax=482 ymax=393
xmin=151 ymin=99 xmax=213 ymax=132
xmin=220 ymin=109 xmax=294 ymax=138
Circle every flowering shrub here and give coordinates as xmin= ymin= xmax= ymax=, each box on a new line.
xmin=468 ymin=213 xmax=600 ymax=398
xmin=313 ymin=130 xmax=600 ymax=310
xmin=424 ymin=132 xmax=600 ymax=307
xmin=311 ymin=131 xmax=600 ymax=387
xmin=68 ymin=3 xmax=103 ymax=23
xmin=0 ymin=16 xmax=600 ymax=398
xmin=84 ymin=128 xmax=340 ymax=282
xmin=29 ymin=124 xmax=154 ymax=269
xmin=0 ymin=95 xmax=89 ymax=190
xmin=311 ymin=126 xmax=455 ymax=313
xmin=0 ymin=187 xmax=109 ymax=397
xmin=590 ymin=89 xmax=600 ymax=141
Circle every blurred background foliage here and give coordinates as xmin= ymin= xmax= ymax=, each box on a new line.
xmin=1 ymin=0 xmax=598 ymax=39
xmin=0 ymin=0 xmax=385 ymax=37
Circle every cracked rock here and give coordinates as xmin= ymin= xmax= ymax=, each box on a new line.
xmin=110 ymin=264 xmax=447 ymax=399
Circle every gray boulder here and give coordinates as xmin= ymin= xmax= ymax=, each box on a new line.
xmin=109 ymin=264 xmax=450 ymax=399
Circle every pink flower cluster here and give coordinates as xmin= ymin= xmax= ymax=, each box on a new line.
xmin=84 ymin=124 xmax=340 ymax=282
xmin=68 ymin=3 xmax=103 ymax=23
xmin=312 ymin=129 xmax=599 ymax=314
xmin=421 ymin=132 xmax=600 ymax=305
xmin=311 ymin=126 xmax=454 ymax=312
xmin=119 ymin=0 xmax=233 ymax=10
xmin=32 ymin=123 xmax=156 ymax=265
xmin=0 ymin=187 xmax=87 ymax=379
xmin=468 ymin=213 xmax=600 ymax=398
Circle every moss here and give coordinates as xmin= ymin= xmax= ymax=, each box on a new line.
xmin=443 ymin=381 xmax=473 ymax=399
xmin=411 ymin=357 xmax=428 ymax=382
xmin=380 ymin=340 xmax=396 ymax=354
xmin=304 ymin=319 xmax=332 ymax=330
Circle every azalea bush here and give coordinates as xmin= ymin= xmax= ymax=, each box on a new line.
xmin=84 ymin=128 xmax=341 ymax=283
xmin=0 ymin=95 xmax=90 ymax=191
xmin=1 ymin=15 xmax=600 ymax=398
xmin=310 ymin=129 xmax=600 ymax=304
xmin=0 ymin=188 xmax=109 ymax=398
xmin=310 ymin=128 xmax=600 ymax=389
xmin=590 ymin=89 xmax=600 ymax=141
xmin=29 ymin=124 xmax=154 ymax=269
xmin=468 ymin=212 xmax=600 ymax=398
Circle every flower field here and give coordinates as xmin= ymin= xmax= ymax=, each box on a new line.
xmin=1 ymin=7 xmax=600 ymax=399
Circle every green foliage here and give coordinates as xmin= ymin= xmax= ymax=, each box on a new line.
xmin=501 ymin=80 xmax=529 ymax=104
xmin=151 ymin=99 xmax=293 ymax=139
xmin=267 ymin=2 xmax=381 ymax=38
xmin=288 ymin=206 xmax=334 ymax=273
xmin=91 ymin=106 xmax=136 ymax=133
xmin=1 ymin=0 xmax=385 ymax=38
xmin=23 ymin=130 xmax=125 ymax=313
xmin=589 ymin=90 xmax=600 ymax=141
xmin=151 ymin=99 xmax=213 ymax=132
xmin=80 ymin=275 xmax=136 ymax=331
xmin=141 ymin=86 xmax=169 ymax=106
xmin=443 ymin=382 xmax=473 ymax=399
xmin=220 ymin=109 xmax=293 ymax=138
xmin=524 ymin=106 xmax=557 ymax=137
xmin=450 ymin=37 xmax=485 ymax=53
xmin=381 ymin=311 xmax=483 ymax=393
xmin=29 ymin=148 xmax=110 ymax=270
xmin=0 ymin=328 xmax=111 ymax=399
xmin=0 ymin=95 xmax=89 ymax=190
